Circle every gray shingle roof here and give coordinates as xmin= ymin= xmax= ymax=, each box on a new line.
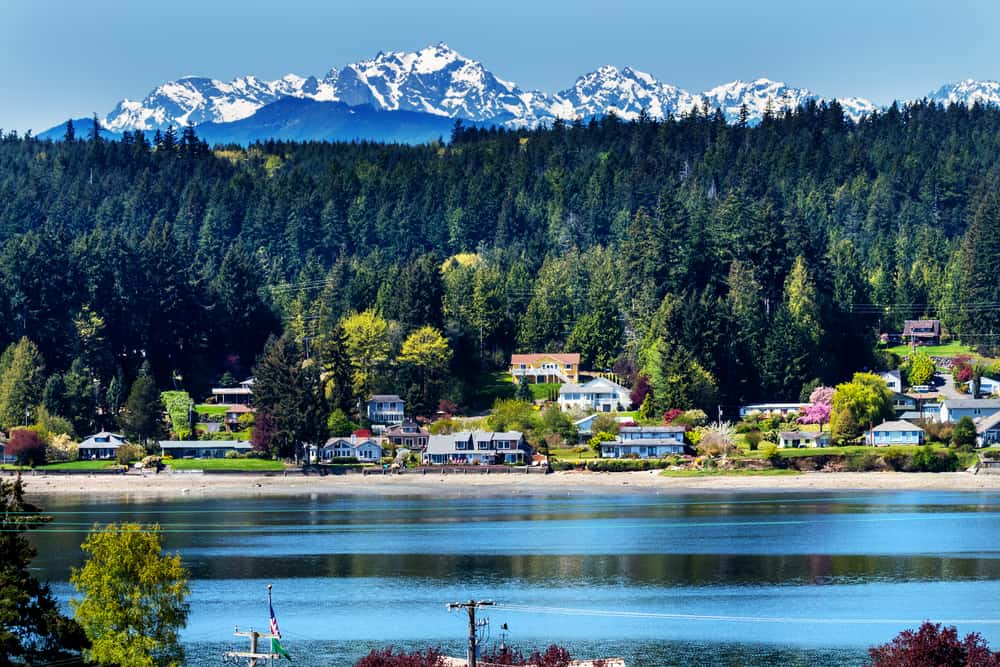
xmin=871 ymin=420 xmax=924 ymax=433
xmin=944 ymin=399 xmax=1000 ymax=409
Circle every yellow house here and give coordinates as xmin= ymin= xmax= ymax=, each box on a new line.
xmin=509 ymin=353 xmax=580 ymax=384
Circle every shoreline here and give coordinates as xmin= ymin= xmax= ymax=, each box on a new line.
xmin=13 ymin=469 xmax=1000 ymax=500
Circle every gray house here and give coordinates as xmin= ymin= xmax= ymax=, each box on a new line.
xmin=159 ymin=440 xmax=252 ymax=459
xmin=423 ymin=431 xmax=530 ymax=465
xmin=939 ymin=399 xmax=1000 ymax=424
xmin=366 ymin=394 xmax=405 ymax=426
xmin=976 ymin=411 xmax=1000 ymax=447
xmin=599 ymin=426 xmax=688 ymax=458
xmin=320 ymin=436 xmax=383 ymax=462
xmin=778 ymin=431 xmax=831 ymax=448
xmin=78 ymin=432 xmax=128 ymax=460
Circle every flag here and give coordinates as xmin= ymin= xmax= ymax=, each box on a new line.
xmin=269 ymin=598 xmax=291 ymax=660
xmin=271 ymin=637 xmax=292 ymax=661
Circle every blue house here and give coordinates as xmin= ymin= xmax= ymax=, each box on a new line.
xmin=599 ymin=426 xmax=688 ymax=458
xmin=159 ymin=440 xmax=253 ymax=459
xmin=939 ymin=399 xmax=1000 ymax=424
xmin=865 ymin=420 xmax=925 ymax=446
xmin=320 ymin=436 xmax=383 ymax=462
xmin=367 ymin=394 xmax=405 ymax=426
xmin=423 ymin=431 xmax=530 ymax=465
xmin=78 ymin=432 xmax=128 ymax=460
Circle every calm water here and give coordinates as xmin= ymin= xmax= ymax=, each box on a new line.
xmin=26 ymin=490 xmax=1000 ymax=666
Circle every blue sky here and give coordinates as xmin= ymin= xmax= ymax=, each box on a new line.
xmin=3 ymin=0 xmax=998 ymax=132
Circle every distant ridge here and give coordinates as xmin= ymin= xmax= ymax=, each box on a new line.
xmin=41 ymin=42 xmax=1000 ymax=143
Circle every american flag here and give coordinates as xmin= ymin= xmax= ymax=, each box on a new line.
xmin=269 ymin=600 xmax=281 ymax=639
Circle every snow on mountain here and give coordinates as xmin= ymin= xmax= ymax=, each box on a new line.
xmin=928 ymin=79 xmax=1000 ymax=108
xmin=99 ymin=43 xmax=1000 ymax=138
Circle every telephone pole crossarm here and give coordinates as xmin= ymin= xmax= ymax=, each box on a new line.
xmin=447 ymin=599 xmax=494 ymax=667
xmin=223 ymin=626 xmax=280 ymax=666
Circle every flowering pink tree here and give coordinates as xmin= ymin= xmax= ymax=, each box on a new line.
xmin=799 ymin=386 xmax=834 ymax=432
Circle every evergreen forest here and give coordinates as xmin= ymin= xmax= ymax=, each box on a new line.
xmin=2 ymin=100 xmax=1000 ymax=435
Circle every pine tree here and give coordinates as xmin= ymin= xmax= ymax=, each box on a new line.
xmin=63 ymin=118 xmax=76 ymax=142
xmin=89 ymin=113 xmax=102 ymax=142
xmin=253 ymin=335 xmax=326 ymax=458
xmin=120 ymin=375 xmax=163 ymax=448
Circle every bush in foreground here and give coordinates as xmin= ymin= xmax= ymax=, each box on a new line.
xmin=353 ymin=647 xmax=444 ymax=666
xmin=866 ymin=621 xmax=1000 ymax=666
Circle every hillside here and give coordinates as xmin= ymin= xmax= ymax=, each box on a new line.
xmin=2 ymin=100 xmax=1000 ymax=421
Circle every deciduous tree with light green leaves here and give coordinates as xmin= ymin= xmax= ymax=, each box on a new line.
xmin=341 ymin=309 xmax=391 ymax=398
xmin=0 ymin=337 xmax=45 ymax=430
xmin=906 ymin=349 xmax=936 ymax=387
xmin=71 ymin=523 xmax=190 ymax=667
xmin=399 ymin=325 xmax=452 ymax=415
xmin=830 ymin=373 xmax=895 ymax=443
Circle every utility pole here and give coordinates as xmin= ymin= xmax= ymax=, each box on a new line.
xmin=224 ymin=626 xmax=279 ymax=667
xmin=447 ymin=599 xmax=493 ymax=667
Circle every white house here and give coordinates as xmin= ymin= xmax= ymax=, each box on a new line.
xmin=366 ymin=394 xmax=405 ymax=426
xmin=599 ymin=426 xmax=687 ymax=458
xmin=211 ymin=378 xmax=254 ymax=406
xmin=977 ymin=377 xmax=1000 ymax=397
xmin=739 ymin=403 xmax=808 ymax=418
xmin=557 ymin=377 xmax=632 ymax=413
xmin=423 ymin=431 xmax=530 ymax=465
xmin=778 ymin=431 xmax=831 ymax=448
xmin=865 ymin=420 xmax=925 ymax=446
xmin=78 ymin=432 xmax=128 ymax=460
xmin=939 ymin=399 xmax=1000 ymax=424
xmin=881 ymin=369 xmax=903 ymax=393
xmin=320 ymin=436 xmax=383 ymax=463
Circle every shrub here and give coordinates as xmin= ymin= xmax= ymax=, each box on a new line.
xmin=951 ymin=416 xmax=977 ymax=450
xmin=322 ymin=456 xmax=360 ymax=465
xmin=923 ymin=420 xmax=953 ymax=444
xmin=759 ymin=443 xmax=779 ymax=464
xmin=6 ymin=429 xmax=46 ymax=466
xmin=115 ymin=443 xmax=144 ymax=465
xmin=866 ymin=621 xmax=999 ymax=666
xmin=673 ymin=409 xmax=708 ymax=428
xmin=45 ymin=433 xmax=78 ymax=462
xmin=844 ymin=453 xmax=881 ymax=472
xmin=910 ymin=445 xmax=959 ymax=472
xmin=224 ymin=449 xmax=243 ymax=459
xmin=353 ymin=647 xmax=444 ymax=667
xmin=585 ymin=459 xmax=674 ymax=472
xmin=662 ymin=408 xmax=683 ymax=424
xmin=881 ymin=447 xmax=909 ymax=472
xmin=745 ymin=430 xmax=762 ymax=451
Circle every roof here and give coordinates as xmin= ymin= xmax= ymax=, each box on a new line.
xmin=510 ymin=353 xmax=580 ymax=365
xmin=741 ymin=403 xmax=809 ymax=410
xmin=943 ymin=399 xmax=1000 ymax=409
xmin=79 ymin=432 xmax=127 ymax=448
xmin=558 ymin=377 xmax=628 ymax=394
xmin=903 ymin=319 xmax=941 ymax=335
xmin=369 ymin=394 xmax=403 ymax=403
xmin=976 ymin=411 xmax=1000 ymax=434
xmin=384 ymin=422 xmax=429 ymax=435
xmin=211 ymin=387 xmax=253 ymax=395
xmin=322 ymin=437 xmax=380 ymax=449
xmin=779 ymin=431 xmax=828 ymax=440
xmin=425 ymin=431 xmax=526 ymax=455
xmin=881 ymin=369 xmax=902 ymax=380
xmin=870 ymin=420 xmax=924 ymax=433
xmin=601 ymin=438 xmax=687 ymax=447
xmin=159 ymin=440 xmax=252 ymax=449
xmin=620 ymin=425 xmax=685 ymax=433
xmin=224 ymin=404 xmax=255 ymax=413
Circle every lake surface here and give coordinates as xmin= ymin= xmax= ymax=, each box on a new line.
xmin=26 ymin=490 xmax=1000 ymax=666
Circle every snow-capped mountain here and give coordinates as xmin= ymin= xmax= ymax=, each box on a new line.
xmin=927 ymin=79 xmax=1000 ymax=108
xmin=90 ymin=43 xmax=1000 ymax=140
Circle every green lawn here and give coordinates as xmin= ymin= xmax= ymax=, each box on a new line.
xmin=469 ymin=371 xmax=516 ymax=411
xmin=166 ymin=458 xmax=285 ymax=471
xmin=661 ymin=468 xmax=802 ymax=477
xmin=2 ymin=460 xmax=118 ymax=471
xmin=194 ymin=404 xmax=229 ymax=416
xmin=528 ymin=383 xmax=561 ymax=400
xmin=884 ymin=341 xmax=977 ymax=358
xmin=550 ymin=447 xmax=598 ymax=462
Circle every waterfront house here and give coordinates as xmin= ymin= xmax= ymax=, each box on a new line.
xmin=557 ymin=377 xmax=632 ymax=413
xmin=881 ymin=369 xmax=903 ymax=393
xmin=509 ymin=353 xmax=580 ymax=384
xmin=976 ymin=411 xmax=1000 ymax=447
xmin=320 ymin=435 xmax=383 ymax=462
xmin=159 ymin=440 xmax=253 ymax=459
xmin=778 ymin=431 xmax=831 ymax=448
xmin=78 ymin=432 xmax=128 ymax=460
xmin=366 ymin=394 xmax=405 ymax=426
xmin=939 ymin=399 xmax=1000 ymax=424
xmin=211 ymin=377 xmax=254 ymax=406
xmin=383 ymin=420 xmax=429 ymax=450
xmin=224 ymin=404 xmax=255 ymax=431
xmin=423 ymin=431 xmax=530 ymax=465
xmin=738 ymin=403 xmax=808 ymax=418
xmin=902 ymin=319 xmax=941 ymax=345
xmin=599 ymin=426 xmax=688 ymax=458
xmin=865 ymin=420 xmax=925 ymax=446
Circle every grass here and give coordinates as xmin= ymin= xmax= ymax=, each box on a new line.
xmin=550 ymin=446 xmax=598 ymax=462
xmin=194 ymin=404 xmax=230 ymax=416
xmin=469 ymin=371 xmax=516 ymax=411
xmin=165 ymin=458 xmax=285 ymax=471
xmin=660 ymin=468 xmax=802 ymax=477
xmin=528 ymin=383 xmax=561 ymax=400
xmin=884 ymin=341 xmax=978 ymax=358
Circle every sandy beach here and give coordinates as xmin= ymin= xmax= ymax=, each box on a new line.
xmin=11 ymin=469 xmax=1000 ymax=500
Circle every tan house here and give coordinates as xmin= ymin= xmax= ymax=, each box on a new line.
xmin=509 ymin=353 xmax=580 ymax=384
